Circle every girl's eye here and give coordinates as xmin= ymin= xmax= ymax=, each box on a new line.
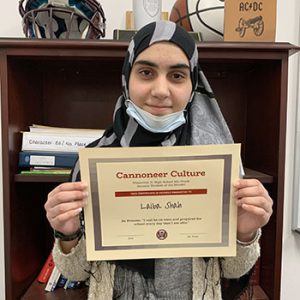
xmin=171 ymin=72 xmax=187 ymax=81
xmin=139 ymin=69 xmax=153 ymax=77
xmin=173 ymin=73 xmax=184 ymax=79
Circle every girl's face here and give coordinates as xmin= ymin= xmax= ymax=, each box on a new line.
xmin=128 ymin=42 xmax=193 ymax=116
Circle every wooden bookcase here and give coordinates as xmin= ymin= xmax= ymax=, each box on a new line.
xmin=0 ymin=39 xmax=298 ymax=300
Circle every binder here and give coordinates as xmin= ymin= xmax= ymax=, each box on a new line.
xmin=18 ymin=151 xmax=78 ymax=168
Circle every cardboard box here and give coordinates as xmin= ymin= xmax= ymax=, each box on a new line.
xmin=126 ymin=11 xmax=169 ymax=30
xmin=224 ymin=0 xmax=276 ymax=42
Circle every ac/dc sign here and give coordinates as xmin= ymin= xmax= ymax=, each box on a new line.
xmin=224 ymin=0 xmax=276 ymax=42
xmin=239 ymin=2 xmax=263 ymax=12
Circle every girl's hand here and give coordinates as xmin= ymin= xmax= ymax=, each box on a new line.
xmin=44 ymin=181 xmax=88 ymax=235
xmin=234 ymin=179 xmax=273 ymax=242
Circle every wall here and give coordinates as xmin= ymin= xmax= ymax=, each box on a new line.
xmin=276 ymin=1 xmax=300 ymax=299
xmin=0 ymin=1 xmax=299 ymax=299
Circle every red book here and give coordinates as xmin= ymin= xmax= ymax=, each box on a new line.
xmin=37 ymin=253 xmax=55 ymax=283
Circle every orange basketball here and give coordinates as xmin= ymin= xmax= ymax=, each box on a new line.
xmin=169 ymin=0 xmax=193 ymax=31
xmin=169 ymin=0 xmax=225 ymax=41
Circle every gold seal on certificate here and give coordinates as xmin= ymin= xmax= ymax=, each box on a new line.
xmin=79 ymin=144 xmax=241 ymax=261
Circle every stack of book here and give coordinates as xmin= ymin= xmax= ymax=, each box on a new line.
xmin=39 ymin=252 xmax=84 ymax=292
xmin=19 ymin=124 xmax=105 ymax=175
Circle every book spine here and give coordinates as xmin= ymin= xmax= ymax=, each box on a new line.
xmin=21 ymin=132 xmax=99 ymax=152
xmin=50 ymin=268 xmax=62 ymax=292
xmin=44 ymin=266 xmax=61 ymax=292
xmin=66 ymin=280 xmax=82 ymax=289
xmin=20 ymin=170 xmax=71 ymax=175
xmin=37 ymin=253 xmax=55 ymax=283
xmin=56 ymin=274 xmax=68 ymax=288
xmin=18 ymin=151 xmax=78 ymax=168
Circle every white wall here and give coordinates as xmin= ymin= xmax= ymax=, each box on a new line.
xmin=0 ymin=1 xmax=299 ymax=299
xmin=276 ymin=1 xmax=300 ymax=299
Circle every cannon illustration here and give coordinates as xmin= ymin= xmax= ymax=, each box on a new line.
xmin=235 ymin=15 xmax=264 ymax=38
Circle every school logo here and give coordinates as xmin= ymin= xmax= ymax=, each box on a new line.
xmin=156 ymin=229 xmax=168 ymax=240
xmin=143 ymin=0 xmax=160 ymax=17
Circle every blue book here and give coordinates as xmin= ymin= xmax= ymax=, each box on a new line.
xmin=63 ymin=279 xmax=83 ymax=289
xmin=56 ymin=274 xmax=68 ymax=288
xmin=18 ymin=151 xmax=78 ymax=168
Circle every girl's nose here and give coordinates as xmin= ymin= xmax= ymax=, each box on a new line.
xmin=151 ymin=76 xmax=170 ymax=99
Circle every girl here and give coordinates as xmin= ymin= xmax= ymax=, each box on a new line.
xmin=45 ymin=20 xmax=273 ymax=299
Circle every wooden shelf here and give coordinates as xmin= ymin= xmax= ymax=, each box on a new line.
xmin=15 ymin=173 xmax=70 ymax=183
xmin=243 ymin=168 xmax=273 ymax=183
xmin=14 ymin=168 xmax=273 ymax=183
xmin=21 ymin=280 xmax=88 ymax=300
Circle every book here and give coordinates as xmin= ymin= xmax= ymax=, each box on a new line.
xmin=18 ymin=151 xmax=78 ymax=168
xmin=56 ymin=274 xmax=68 ymax=288
xmin=63 ymin=279 xmax=70 ymax=289
xmin=20 ymin=168 xmax=72 ymax=175
xmin=44 ymin=266 xmax=61 ymax=292
xmin=38 ymin=253 xmax=83 ymax=292
xmin=29 ymin=124 xmax=105 ymax=136
xmin=21 ymin=131 xmax=101 ymax=152
xmin=64 ymin=279 xmax=82 ymax=289
xmin=21 ymin=124 xmax=105 ymax=152
xmin=37 ymin=253 xmax=55 ymax=283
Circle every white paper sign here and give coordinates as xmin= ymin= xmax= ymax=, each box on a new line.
xmin=133 ymin=0 xmax=162 ymax=30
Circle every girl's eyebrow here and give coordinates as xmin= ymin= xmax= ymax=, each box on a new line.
xmin=170 ymin=63 xmax=190 ymax=70
xmin=133 ymin=60 xmax=190 ymax=70
xmin=134 ymin=60 xmax=157 ymax=67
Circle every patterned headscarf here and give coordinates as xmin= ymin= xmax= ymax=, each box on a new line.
xmin=106 ymin=20 xmax=199 ymax=148
xmin=121 ymin=20 xmax=199 ymax=99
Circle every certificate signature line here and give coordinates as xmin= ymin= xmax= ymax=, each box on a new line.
xmin=180 ymin=233 xmax=207 ymax=235
xmin=118 ymin=235 xmax=145 ymax=237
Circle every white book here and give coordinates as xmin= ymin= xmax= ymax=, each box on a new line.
xmin=30 ymin=124 xmax=105 ymax=136
xmin=21 ymin=131 xmax=102 ymax=153
xmin=45 ymin=266 xmax=61 ymax=292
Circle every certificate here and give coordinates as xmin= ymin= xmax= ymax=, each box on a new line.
xmin=79 ymin=144 xmax=241 ymax=261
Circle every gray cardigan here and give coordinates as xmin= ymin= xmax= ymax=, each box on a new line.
xmin=52 ymin=232 xmax=260 ymax=300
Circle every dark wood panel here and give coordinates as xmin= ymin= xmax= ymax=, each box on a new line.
xmin=8 ymin=183 xmax=56 ymax=299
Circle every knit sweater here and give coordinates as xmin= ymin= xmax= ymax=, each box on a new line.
xmin=52 ymin=234 xmax=260 ymax=300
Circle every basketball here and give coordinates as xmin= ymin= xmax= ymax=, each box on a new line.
xmin=169 ymin=0 xmax=225 ymax=41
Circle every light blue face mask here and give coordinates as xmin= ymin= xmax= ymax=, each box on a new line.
xmin=125 ymin=100 xmax=186 ymax=133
